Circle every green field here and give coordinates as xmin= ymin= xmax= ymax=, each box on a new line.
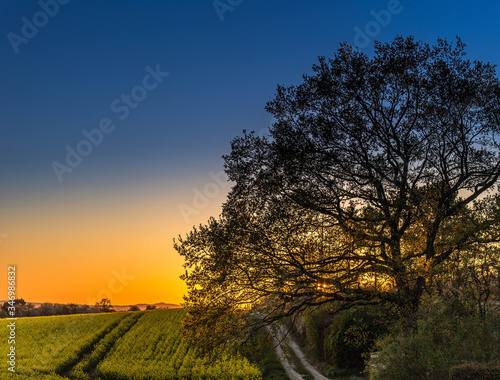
xmin=1 ymin=309 xmax=262 ymax=380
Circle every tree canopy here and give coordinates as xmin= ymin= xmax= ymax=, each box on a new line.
xmin=175 ymin=36 xmax=500 ymax=351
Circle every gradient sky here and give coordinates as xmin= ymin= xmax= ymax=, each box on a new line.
xmin=2 ymin=0 xmax=500 ymax=305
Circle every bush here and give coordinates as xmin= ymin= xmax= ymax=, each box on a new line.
xmin=449 ymin=362 xmax=500 ymax=380
xmin=238 ymin=327 xmax=288 ymax=380
xmin=302 ymin=308 xmax=329 ymax=361
xmin=367 ymin=304 xmax=500 ymax=380
xmin=324 ymin=305 xmax=390 ymax=373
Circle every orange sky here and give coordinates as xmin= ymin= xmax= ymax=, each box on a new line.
xmin=1 ymin=174 xmax=230 ymax=306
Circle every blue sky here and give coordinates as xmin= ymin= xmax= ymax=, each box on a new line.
xmin=2 ymin=0 xmax=499 ymax=193
xmin=2 ymin=0 xmax=500 ymax=304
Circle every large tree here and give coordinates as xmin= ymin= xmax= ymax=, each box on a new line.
xmin=175 ymin=36 xmax=500 ymax=350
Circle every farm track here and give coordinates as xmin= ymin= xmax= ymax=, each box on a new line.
xmin=61 ymin=312 xmax=145 ymax=379
xmin=269 ymin=323 xmax=333 ymax=380
xmin=266 ymin=325 xmax=304 ymax=380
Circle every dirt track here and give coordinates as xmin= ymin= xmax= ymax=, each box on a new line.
xmin=268 ymin=323 xmax=332 ymax=380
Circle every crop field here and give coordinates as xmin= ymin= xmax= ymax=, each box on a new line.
xmin=1 ymin=309 xmax=262 ymax=380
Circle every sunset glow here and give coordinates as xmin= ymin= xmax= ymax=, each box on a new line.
xmin=2 ymin=178 xmax=228 ymax=305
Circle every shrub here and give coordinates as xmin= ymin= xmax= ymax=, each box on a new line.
xmin=324 ymin=305 xmax=390 ymax=373
xmin=449 ymin=362 xmax=500 ymax=380
xmin=302 ymin=309 xmax=327 ymax=361
xmin=367 ymin=306 xmax=500 ymax=380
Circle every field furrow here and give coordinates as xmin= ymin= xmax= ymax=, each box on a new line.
xmin=1 ymin=310 xmax=263 ymax=380
xmin=68 ymin=311 xmax=145 ymax=379
xmin=96 ymin=309 xmax=261 ymax=380
xmin=3 ymin=312 xmax=128 ymax=378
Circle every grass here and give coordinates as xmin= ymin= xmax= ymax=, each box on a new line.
xmin=282 ymin=343 xmax=315 ymax=380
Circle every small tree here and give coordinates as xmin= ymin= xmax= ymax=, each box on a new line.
xmin=95 ymin=298 xmax=113 ymax=313
xmin=128 ymin=305 xmax=141 ymax=311
xmin=2 ymin=299 xmax=27 ymax=317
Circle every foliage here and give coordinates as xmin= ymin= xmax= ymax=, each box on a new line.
xmin=289 ymin=305 xmax=335 ymax=363
xmin=301 ymin=309 xmax=326 ymax=362
xmin=324 ymin=306 xmax=390 ymax=373
xmin=366 ymin=301 xmax=500 ymax=380
xmin=449 ymin=362 xmax=500 ymax=380
xmin=128 ymin=305 xmax=141 ymax=311
xmin=432 ymin=242 xmax=500 ymax=318
xmin=95 ymin=298 xmax=114 ymax=313
xmin=241 ymin=327 xmax=289 ymax=380
xmin=287 ymin=304 xmax=391 ymax=376
xmin=176 ymin=35 xmax=500 ymax=351
xmin=0 ymin=302 xmax=109 ymax=318
xmin=2 ymin=298 xmax=25 ymax=311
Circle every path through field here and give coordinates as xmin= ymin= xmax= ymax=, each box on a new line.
xmin=266 ymin=325 xmax=303 ymax=380
xmin=268 ymin=323 xmax=332 ymax=380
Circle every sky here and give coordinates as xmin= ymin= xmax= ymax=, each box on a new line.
xmin=2 ymin=0 xmax=500 ymax=306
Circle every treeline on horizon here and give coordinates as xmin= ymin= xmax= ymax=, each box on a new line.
xmin=0 ymin=298 xmax=158 ymax=318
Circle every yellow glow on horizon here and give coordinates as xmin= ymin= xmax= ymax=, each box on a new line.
xmin=0 ymin=178 xmax=228 ymax=306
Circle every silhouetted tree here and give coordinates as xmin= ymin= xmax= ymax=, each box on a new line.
xmin=95 ymin=298 xmax=114 ymax=313
xmin=2 ymin=299 xmax=26 ymax=317
xmin=175 ymin=36 xmax=500 ymax=351
xmin=24 ymin=303 xmax=35 ymax=317
xmin=128 ymin=305 xmax=141 ymax=311
xmin=36 ymin=303 xmax=55 ymax=316
xmin=2 ymin=298 xmax=25 ymax=311
xmin=146 ymin=305 xmax=157 ymax=310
